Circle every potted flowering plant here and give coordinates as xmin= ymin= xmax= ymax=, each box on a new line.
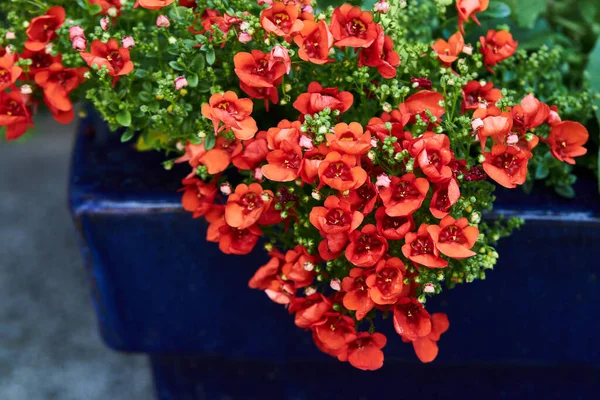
xmin=1 ymin=0 xmax=597 ymax=379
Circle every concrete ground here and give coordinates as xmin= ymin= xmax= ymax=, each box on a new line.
xmin=0 ymin=114 xmax=153 ymax=399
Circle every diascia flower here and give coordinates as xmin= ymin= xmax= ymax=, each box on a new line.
xmin=358 ymin=24 xmax=400 ymax=78
xmin=480 ymin=30 xmax=518 ymax=73
xmin=233 ymin=50 xmax=287 ymax=106
xmin=374 ymin=207 xmax=413 ymax=240
xmin=462 ymin=80 xmax=502 ymax=110
xmin=345 ymin=224 xmax=388 ymax=268
xmin=318 ymin=152 xmax=367 ymax=191
xmin=0 ymin=54 xmax=22 ymax=91
xmin=261 ymin=140 xmax=303 ymax=182
xmin=289 ymin=293 xmax=331 ymax=329
xmin=207 ymin=215 xmax=262 ymax=255
xmin=25 ymin=6 xmax=65 ymax=51
xmin=365 ymin=257 xmax=405 ymax=305
xmin=411 ymin=313 xmax=450 ymax=363
xmin=511 ymin=94 xmax=550 ymax=132
xmin=393 ymin=298 xmax=432 ymax=341
xmin=19 ymin=49 xmax=61 ymax=77
xmin=293 ymin=20 xmax=334 ymax=65
xmin=330 ymin=4 xmax=378 ymax=48
xmin=89 ymin=0 xmax=123 ymax=15
xmin=313 ymin=313 xmax=356 ymax=357
xmin=260 ymin=2 xmax=304 ymax=38
xmin=456 ymin=0 xmax=489 ymax=33
xmin=248 ymin=250 xmax=295 ymax=305
xmin=482 ymin=144 xmax=529 ymax=188
xmin=547 ymin=121 xmax=589 ymax=165
xmin=310 ymin=196 xmax=364 ymax=255
xmin=403 ymin=90 xmax=445 ymax=124
xmin=408 ymin=132 xmax=454 ymax=183
xmin=432 ymin=31 xmax=464 ymax=66
xmin=81 ymin=39 xmax=134 ymax=79
xmin=34 ymin=63 xmax=86 ymax=124
xmin=346 ymin=180 xmax=378 ymax=215
xmin=339 ymin=332 xmax=387 ymax=371
xmin=342 ymin=268 xmax=375 ymax=320
xmin=266 ymin=119 xmax=301 ymax=150
xmin=378 ymin=173 xmax=429 ymax=217
xmin=0 ymin=91 xmax=33 ymax=140
xmin=326 ymin=122 xmax=372 ymax=155
xmin=293 ymin=82 xmax=354 ymax=116
xmin=225 ymin=183 xmax=273 ymax=229
xmin=402 ymin=224 xmax=448 ymax=268
xmin=201 ymin=91 xmax=258 ymax=140
xmin=429 ymin=178 xmax=460 ymax=219
xmin=136 ymin=0 xmax=175 ymax=9
xmin=180 ymin=177 xmax=218 ymax=218
xmin=281 ymin=245 xmax=318 ymax=288
xmin=428 ymin=216 xmax=479 ymax=259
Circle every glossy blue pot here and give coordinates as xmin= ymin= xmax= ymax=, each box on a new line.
xmin=69 ymin=110 xmax=600 ymax=399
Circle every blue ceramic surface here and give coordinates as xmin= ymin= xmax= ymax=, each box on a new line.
xmin=69 ymin=110 xmax=600 ymax=399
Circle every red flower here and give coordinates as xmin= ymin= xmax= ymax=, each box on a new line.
xmin=456 ymin=0 xmax=489 ymax=33
xmin=0 ymin=54 xmax=22 ymax=91
xmin=359 ymin=25 xmax=400 ymax=78
xmin=281 ymin=246 xmax=318 ymax=288
xmin=293 ymin=20 xmax=334 ymax=65
xmin=137 ymin=0 xmax=175 ymax=9
xmin=234 ymin=50 xmax=286 ymax=107
xmin=340 ymin=332 xmax=387 ymax=371
xmin=402 ymin=224 xmax=448 ymax=268
xmin=34 ymin=63 xmax=86 ymax=124
xmin=409 ymin=132 xmax=454 ymax=183
xmin=375 ymin=207 xmax=413 ymax=240
xmin=393 ymin=298 xmax=432 ymax=341
xmin=313 ymin=314 xmax=356 ymax=357
xmin=19 ymin=49 xmax=61 ymax=77
xmin=231 ymin=135 xmax=269 ymax=170
xmin=512 ymin=94 xmax=549 ymax=132
xmin=462 ymin=80 xmax=502 ymax=110
xmin=266 ymin=119 xmax=301 ymax=150
xmin=428 ymin=216 xmax=479 ymax=259
xmin=365 ymin=257 xmax=405 ymax=305
xmin=346 ymin=181 xmax=378 ymax=215
xmin=478 ymin=111 xmax=513 ymax=151
xmin=260 ymin=2 xmax=304 ymax=38
xmin=403 ymin=90 xmax=445 ymax=124
xmin=330 ymin=4 xmax=378 ymax=48
xmin=178 ymin=0 xmax=197 ymax=8
xmin=225 ymin=183 xmax=273 ymax=229
xmin=89 ymin=0 xmax=123 ymax=14
xmin=429 ymin=178 xmax=460 ymax=219
xmin=180 ymin=177 xmax=218 ymax=218
xmin=412 ymin=313 xmax=449 ymax=363
xmin=0 ymin=91 xmax=33 ymax=140
xmin=482 ymin=145 xmax=529 ymax=188
xmin=378 ymin=173 xmax=429 ymax=217
xmin=207 ymin=216 xmax=262 ymax=255
xmin=25 ymin=6 xmax=65 ymax=51
xmin=346 ymin=224 xmax=388 ymax=268
xmin=261 ymin=141 xmax=303 ymax=182
xmin=300 ymin=143 xmax=330 ymax=184
xmin=547 ymin=121 xmax=589 ymax=165
xmin=289 ymin=293 xmax=331 ymax=328
xmin=326 ymin=122 xmax=372 ymax=155
xmin=201 ymin=91 xmax=258 ymax=140
xmin=293 ymin=82 xmax=354 ymax=116
xmin=248 ymin=251 xmax=295 ymax=305
xmin=366 ymin=108 xmax=410 ymax=141
xmin=310 ymin=196 xmax=364 ymax=256
xmin=318 ymin=152 xmax=367 ymax=191
xmin=81 ymin=39 xmax=134 ymax=78
xmin=176 ymin=137 xmax=242 ymax=176
xmin=342 ymin=268 xmax=375 ymax=320
xmin=432 ymin=31 xmax=464 ymax=65
xmin=480 ymin=30 xmax=518 ymax=73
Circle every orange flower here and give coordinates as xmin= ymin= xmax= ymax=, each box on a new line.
xmin=266 ymin=119 xmax=301 ymax=150
xmin=462 ymin=80 xmax=502 ymax=111
xmin=374 ymin=207 xmax=413 ymax=240
xmin=180 ymin=177 xmax=218 ymax=218
xmin=176 ymin=138 xmax=242 ymax=176
xmin=260 ymin=2 xmax=304 ymax=38
xmin=293 ymin=20 xmax=334 ymax=65
xmin=201 ymin=91 xmax=258 ymax=140
xmin=310 ymin=196 xmax=364 ymax=256
xmin=261 ymin=141 xmax=303 ymax=182
xmin=281 ymin=245 xmax=318 ymax=288
xmin=345 ymin=224 xmax=388 ymax=268
xmin=402 ymin=224 xmax=448 ymax=268
xmin=293 ymin=82 xmax=354 ymax=116
xmin=456 ymin=0 xmax=489 ymax=34
xmin=0 ymin=54 xmax=22 ymax=91
xmin=19 ymin=49 xmax=62 ymax=77
xmin=248 ymin=251 xmax=295 ymax=305
xmin=137 ymin=0 xmax=175 ymax=9
xmin=429 ymin=178 xmax=460 ymax=219
xmin=0 ymin=91 xmax=33 ymax=141
xmin=403 ymin=90 xmax=445 ymax=124
xmin=547 ymin=121 xmax=589 ymax=165
xmin=428 ymin=216 xmax=479 ymax=259
xmin=366 ymin=108 xmax=410 ymax=141
xmin=300 ymin=143 xmax=330 ymax=184
xmin=342 ymin=268 xmax=375 ymax=320
xmin=81 ymin=39 xmax=134 ymax=79
xmin=34 ymin=63 xmax=86 ymax=123
xmin=25 ymin=6 xmax=65 ymax=51
xmin=340 ymin=332 xmax=387 ymax=371
xmin=346 ymin=181 xmax=378 ymax=215
xmin=89 ymin=0 xmax=123 ymax=15
xmin=225 ymin=183 xmax=273 ymax=229
xmin=365 ymin=257 xmax=405 ymax=305
xmin=330 ymin=4 xmax=378 ymax=48
xmin=482 ymin=144 xmax=529 ymax=188
xmin=432 ymin=31 xmax=464 ymax=65
xmin=326 ymin=122 xmax=372 ymax=155
xmin=231 ymin=135 xmax=269 ymax=170
xmin=412 ymin=313 xmax=449 ymax=363
xmin=289 ymin=293 xmax=331 ymax=328
xmin=393 ymin=298 xmax=431 ymax=341
xmin=478 ymin=111 xmax=513 ymax=151
xmin=378 ymin=173 xmax=429 ymax=217
xmin=408 ymin=132 xmax=454 ymax=183
xmin=313 ymin=314 xmax=356 ymax=357
xmin=318 ymin=151 xmax=367 ymax=191
xmin=234 ymin=50 xmax=286 ymax=106
xmin=512 ymin=94 xmax=549 ymax=132
xmin=207 ymin=216 xmax=262 ymax=255
xmin=480 ymin=30 xmax=518 ymax=73
xmin=359 ymin=25 xmax=399 ymax=78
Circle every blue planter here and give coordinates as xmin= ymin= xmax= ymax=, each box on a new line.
xmin=70 ymin=111 xmax=600 ymax=399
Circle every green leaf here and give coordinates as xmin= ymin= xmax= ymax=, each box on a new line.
xmin=482 ymin=2 xmax=511 ymax=19
xmin=116 ymin=110 xmax=132 ymax=127
xmin=168 ymin=61 xmax=184 ymax=71
xmin=534 ymin=163 xmax=549 ymax=180
xmin=138 ymin=92 xmax=153 ymax=102
xmin=120 ymin=130 xmax=134 ymax=143
xmin=190 ymin=54 xmax=206 ymax=71
xmin=204 ymin=133 xmax=216 ymax=150
xmin=206 ymin=49 xmax=216 ymax=66
xmin=187 ymin=74 xmax=199 ymax=88
xmin=88 ymin=3 xmax=103 ymax=14
xmin=555 ymin=185 xmax=576 ymax=199
xmin=504 ymin=0 xmax=546 ymax=28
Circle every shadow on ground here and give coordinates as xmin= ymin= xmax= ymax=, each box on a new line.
xmin=0 ymin=114 xmax=153 ymax=400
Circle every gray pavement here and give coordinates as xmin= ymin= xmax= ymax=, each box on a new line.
xmin=0 ymin=114 xmax=154 ymax=400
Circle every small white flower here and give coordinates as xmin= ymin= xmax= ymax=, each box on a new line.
xmin=254 ymin=168 xmax=264 ymax=180
xmin=220 ymin=183 xmax=232 ymax=196
xmin=5 ymin=31 xmax=16 ymax=40
xmin=299 ymin=135 xmax=314 ymax=150
xmin=303 ymin=262 xmax=314 ymax=271
xmin=100 ymin=17 xmax=110 ymax=31
xmin=506 ymin=134 xmax=519 ymax=145
xmin=462 ymin=45 xmax=473 ymax=56
xmin=376 ymin=174 xmax=391 ymax=188
xmin=107 ymin=7 xmax=118 ymax=18
xmin=330 ymin=279 xmax=341 ymax=292
xmin=423 ymin=283 xmax=435 ymax=293
xmin=20 ymin=85 xmax=32 ymax=95
xmin=311 ymin=190 xmax=321 ymax=201
xmin=304 ymin=286 xmax=317 ymax=296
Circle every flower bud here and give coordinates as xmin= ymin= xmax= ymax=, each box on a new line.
xmin=375 ymin=174 xmax=391 ymax=188
xmin=303 ymin=261 xmax=314 ymax=271
xmin=220 ymin=183 xmax=232 ymax=196
xmin=107 ymin=7 xmax=118 ymax=18
xmin=462 ymin=44 xmax=473 ymax=55
xmin=238 ymin=32 xmax=252 ymax=43
xmin=240 ymin=21 xmax=251 ymax=31
xmin=374 ymin=1 xmax=390 ymax=14
xmin=174 ymin=76 xmax=188 ymax=91
xmin=304 ymin=286 xmax=317 ymax=296
xmin=330 ymin=279 xmax=341 ymax=291
xmin=506 ymin=134 xmax=519 ymax=145
xmin=302 ymin=5 xmax=314 ymax=14
xmin=254 ymin=167 xmax=263 ymax=181
xmin=423 ymin=283 xmax=435 ymax=293
xmin=156 ymin=15 xmax=170 ymax=28
xmin=72 ymin=36 xmax=87 ymax=52
xmin=311 ymin=190 xmax=321 ymax=201
xmin=100 ymin=17 xmax=110 ymax=31
xmin=69 ymin=26 xmax=85 ymax=40
xmin=5 ymin=31 xmax=16 ymax=40
xmin=471 ymin=118 xmax=483 ymax=131
xmin=122 ymin=36 xmax=135 ymax=49
xmin=299 ymin=135 xmax=313 ymax=150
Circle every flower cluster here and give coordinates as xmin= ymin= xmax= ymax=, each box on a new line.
xmin=0 ymin=0 xmax=591 ymax=370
